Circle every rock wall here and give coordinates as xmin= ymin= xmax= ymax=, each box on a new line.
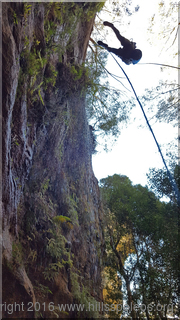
xmin=2 ymin=2 xmax=105 ymax=318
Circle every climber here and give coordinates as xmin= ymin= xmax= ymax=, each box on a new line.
xmin=98 ymin=21 xmax=142 ymax=65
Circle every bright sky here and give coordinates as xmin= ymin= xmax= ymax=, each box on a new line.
xmin=92 ymin=0 xmax=178 ymax=187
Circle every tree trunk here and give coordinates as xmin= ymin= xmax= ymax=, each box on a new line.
xmin=125 ymin=277 xmax=137 ymax=319
xmin=108 ymin=227 xmax=137 ymax=319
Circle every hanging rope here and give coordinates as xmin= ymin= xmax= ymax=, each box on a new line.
xmin=109 ymin=52 xmax=180 ymax=205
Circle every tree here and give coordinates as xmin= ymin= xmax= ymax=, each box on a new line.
xmin=147 ymin=1 xmax=178 ymax=57
xmin=140 ymin=81 xmax=179 ymax=127
xmin=147 ymin=164 xmax=180 ymax=309
xmin=142 ymin=1 xmax=179 ymax=128
xmin=103 ymin=265 xmax=123 ymax=319
xmin=100 ymin=174 xmax=179 ymax=319
xmin=147 ymin=164 xmax=180 ymax=202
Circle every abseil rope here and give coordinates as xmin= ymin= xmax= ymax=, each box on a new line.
xmin=109 ymin=52 xmax=180 ymax=205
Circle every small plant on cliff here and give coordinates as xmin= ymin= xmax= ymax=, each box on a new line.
xmin=43 ymin=63 xmax=58 ymax=91
xmin=34 ymin=282 xmax=53 ymax=299
xmin=23 ymin=3 xmax=32 ymax=22
xmin=20 ymin=44 xmax=47 ymax=106
xmin=11 ymin=242 xmax=24 ymax=266
xmin=44 ymin=3 xmax=77 ymax=53
xmin=41 ymin=178 xmax=50 ymax=194
xmin=53 ymin=215 xmax=74 ymax=231
xmin=70 ymin=65 xmax=83 ymax=81
xmin=43 ymin=221 xmax=72 ymax=281
xmin=67 ymin=194 xmax=79 ymax=225
xmin=13 ymin=11 xmax=18 ymax=25
xmin=70 ymin=268 xmax=100 ymax=318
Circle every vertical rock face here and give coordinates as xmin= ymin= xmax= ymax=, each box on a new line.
xmin=2 ymin=3 xmax=105 ymax=318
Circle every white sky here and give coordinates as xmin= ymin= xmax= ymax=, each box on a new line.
xmin=92 ymin=0 xmax=178 ymax=186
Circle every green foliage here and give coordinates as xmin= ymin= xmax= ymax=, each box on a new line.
xmin=103 ymin=266 xmax=123 ymax=319
xmin=26 ymin=247 xmax=37 ymax=264
xmin=38 ymin=193 xmax=76 ymax=279
xmin=70 ymin=269 xmax=99 ymax=318
xmin=70 ymin=65 xmax=83 ymax=81
xmin=15 ymin=1 xmax=133 ymax=148
xmin=25 ymin=50 xmax=46 ymax=77
xmin=53 ymin=215 xmax=71 ymax=224
xmin=86 ymin=2 xmax=105 ymax=20
xmin=12 ymin=242 xmax=23 ymax=266
xmin=27 ymin=192 xmax=74 ymax=281
xmin=8 ymin=7 xmax=20 ymax=26
xmin=85 ymin=44 xmax=134 ymax=147
xmin=147 ymin=1 xmax=178 ymax=57
xmin=100 ymin=174 xmax=178 ymax=319
xmin=19 ymin=1 xmax=128 ymax=146
xmin=67 ymin=195 xmax=79 ymax=225
xmin=43 ymin=63 xmax=58 ymax=91
xmin=140 ymin=81 xmax=179 ymax=126
xmin=23 ymin=3 xmax=32 ymax=22
xmin=38 ymin=88 xmax=44 ymax=105
xmin=147 ymin=164 xmax=180 ymax=295
xmin=41 ymin=178 xmax=50 ymax=194
xmin=18 ymin=3 xmax=63 ymax=107
xmin=21 ymin=183 xmax=74 ymax=282
xmin=34 ymin=282 xmax=52 ymax=299
xmin=43 ymin=262 xmax=64 ymax=282
xmin=20 ymin=44 xmax=47 ymax=106
xmin=147 ymin=164 xmax=180 ymax=202
xmin=70 ymin=270 xmax=82 ymax=301
xmin=53 ymin=215 xmax=73 ymax=230
xmin=13 ymin=11 xmax=18 ymax=25
xmin=20 ymin=2 xmax=103 ymax=107
xmin=44 ymin=3 xmax=82 ymax=57
xmin=58 ymin=42 xmax=132 ymax=147
xmin=101 ymin=174 xmax=161 ymax=238
xmin=43 ymin=227 xmax=72 ymax=281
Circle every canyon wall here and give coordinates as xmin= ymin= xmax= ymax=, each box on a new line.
xmin=2 ymin=2 xmax=105 ymax=318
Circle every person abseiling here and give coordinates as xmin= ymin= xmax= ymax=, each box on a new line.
xmin=98 ymin=21 xmax=142 ymax=65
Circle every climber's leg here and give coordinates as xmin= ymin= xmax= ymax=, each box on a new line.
xmin=97 ymin=41 xmax=108 ymax=48
xmin=97 ymin=41 xmax=115 ymax=53
xmin=103 ymin=21 xmax=131 ymax=47
xmin=97 ymin=41 xmax=122 ymax=57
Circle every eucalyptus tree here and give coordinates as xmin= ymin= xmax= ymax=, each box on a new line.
xmin=100 ymin=174 xmax=178 ymax=319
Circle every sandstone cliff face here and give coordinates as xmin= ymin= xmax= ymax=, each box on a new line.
xmin=2 ymin=3 xmax=105 ymax=318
